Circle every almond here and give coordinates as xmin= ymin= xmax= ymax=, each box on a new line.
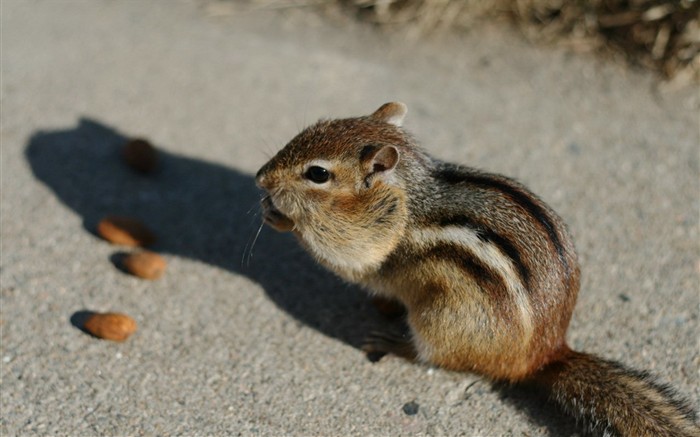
xmin=122 ymin=138 xmax=158 ymax=173
xmin=84 ymin=312 xmax=137 ymax=342
xmin=123 ymin=250 xmax=167 ymax=280
xmin=97 ymin=216 xmax=156 ymax=247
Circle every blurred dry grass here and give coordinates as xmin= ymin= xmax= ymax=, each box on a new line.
xmin=241 ymin=0 xmax=699 ymax=83
xmin=347 ymin=0 xmax=699 ymax=82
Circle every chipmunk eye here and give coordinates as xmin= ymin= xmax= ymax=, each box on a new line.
xmin=304 ymin=166 xmax=330 ymax=184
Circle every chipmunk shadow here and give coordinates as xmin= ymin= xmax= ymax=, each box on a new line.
xmin=26 ymin=118 xmax=577 ymax=437
xmin=25 ymin=117 xmax=376 ymax=348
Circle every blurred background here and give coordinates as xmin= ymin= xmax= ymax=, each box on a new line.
xmin=222 ymin=0 xmax=700 ymax=84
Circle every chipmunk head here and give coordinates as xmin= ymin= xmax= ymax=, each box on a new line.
xmin=256 ymin=102 xmax=411 ymax=277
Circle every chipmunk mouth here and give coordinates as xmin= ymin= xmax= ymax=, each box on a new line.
xmin=262 ymin=195 xmax=283 ymax=219
xmin=261 ymin=195 xmax=295 ymax=232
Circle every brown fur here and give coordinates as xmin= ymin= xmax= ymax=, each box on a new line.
xmin=536 ymin=349 xmax=700 ymax=436
xmin=256 ymin=103 xmax=699 ymax=436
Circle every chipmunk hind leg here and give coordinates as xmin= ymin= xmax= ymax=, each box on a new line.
xmin=532 ymin=349 xmax=699 ymax=437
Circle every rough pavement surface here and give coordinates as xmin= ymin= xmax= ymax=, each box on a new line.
xmin=2 ymin=1 xmax=698 ymax=435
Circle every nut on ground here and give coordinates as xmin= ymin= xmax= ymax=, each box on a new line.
xmin=97 ymin=216 xmax=156 ymax=247
xmin=83 ymin=312 xmax=137 ymax=342
xmin=123 ymin=250 xmax=167 ymax=280
xmin=122 ymin=138 xmax=158 ymax=173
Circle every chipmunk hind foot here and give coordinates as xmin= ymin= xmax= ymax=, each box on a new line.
xmin=362 ymin=329 xmax=418 ymax=363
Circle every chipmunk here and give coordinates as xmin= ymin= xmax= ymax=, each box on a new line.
xmin=255 ymin=102 xmax=699 ymax=436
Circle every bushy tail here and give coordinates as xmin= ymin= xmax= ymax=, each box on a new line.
xmin=533 ymin=350 xmax=699 ymax=437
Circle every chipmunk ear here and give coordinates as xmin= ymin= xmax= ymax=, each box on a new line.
xmin=370 ymin=102 xmax=407 ymax=127
xmin=362 ymin=144 xmax=399 ymax=176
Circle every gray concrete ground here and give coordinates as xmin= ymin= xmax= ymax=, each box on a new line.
xmin=1 ymin=1 xmax=698 ymax=435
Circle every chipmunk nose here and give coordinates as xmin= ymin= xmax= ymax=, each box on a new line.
xmin=255 ymin=168 xmax=269 ymax=189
